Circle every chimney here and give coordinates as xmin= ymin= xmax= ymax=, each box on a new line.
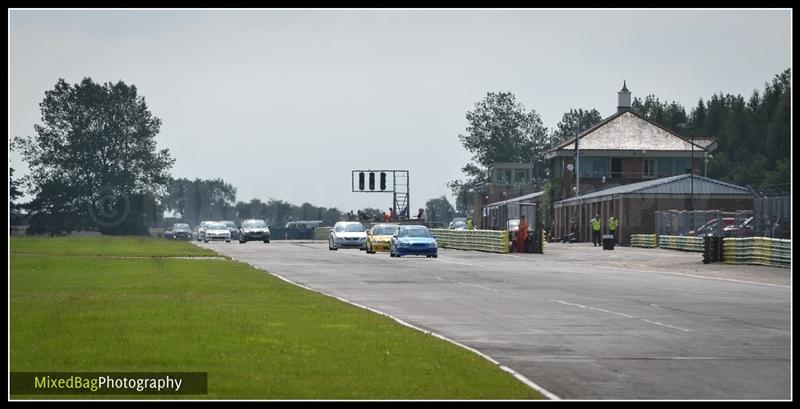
xmin=617 ymin=81 xmax=631 ymax=113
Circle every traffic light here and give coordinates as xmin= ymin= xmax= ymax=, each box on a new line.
xmin=369 ymin=172 xmax=375 ymax=190
xmin=358 ymin=172 xmax=365 ymax=190
xmin=380 ymin=172 xmax=387 ymax=191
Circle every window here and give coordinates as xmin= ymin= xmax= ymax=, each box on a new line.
xmin=674 ymin=158 xmax=691 ymax=174
xmin=579 ymin=157 xmax=609 ymax=178
xmin=643 ymin=159 xmax=655 ymax=178
xmin=611 ymin=158 xmax=622 ymax=178
xmin=656 ymin=159 xmax=672 ymax=177
xmin=514 ymin=169 xmax=528 ymax=184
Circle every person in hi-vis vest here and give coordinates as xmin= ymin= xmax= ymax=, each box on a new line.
xmin=591 ymin=214 xmax=602 ymax=247
xmin=608 ymin=215 xmax=619 ymax=244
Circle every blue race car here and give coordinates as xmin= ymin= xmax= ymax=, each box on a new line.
xmin=390 ymin=225 xmax=438 ymax=258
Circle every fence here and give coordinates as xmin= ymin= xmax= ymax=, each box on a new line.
xmin=630 ymin=234 xmax=658 ymax=248
xmin=657 ymin=235 xmax=705 ymax=252
xmin=753 ymin=196 xmax=790 ymax=239
xmin=430 ymin=229 xmax=509 ymax=254
xmin=655 ymin=210 xmax=753 ymax=238
xmin=722 ymin=237 xmax=791 ymax=268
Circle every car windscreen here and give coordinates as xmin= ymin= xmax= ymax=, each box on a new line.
xmin=508 ymin=220 xmax=519 ymax=229
xmin=207 ymin=223 xmax=226 ymax=230
xmin=336 ymin=223 xmax=365 ymax=232
xmin=223 ymin=221 xmax=236 ymax=228
xmin=397 ymin=228 xmax=432 ymax=238
xmin=243 ymin=220 xmax=266 ymax=228
xmin=174 ymin=224 xmax=189 ymax=229
xmin=453 ymin=221 xmax=467 ymax=229
xmin=373 ymin=226 xmax=398 ymax=235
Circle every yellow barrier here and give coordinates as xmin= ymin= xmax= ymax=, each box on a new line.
xmin=430 ymin=229 xmax=509 ymax=254
xmin=631 ymin=234 xmax=658 ymax=248
xmin=723 ymin=237 xmax=790 ymax=268
xmin=658 ymin=235 xmax=704 ymax=252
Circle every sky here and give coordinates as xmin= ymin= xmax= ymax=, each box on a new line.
xmin=8 ymin=9 xmax=792 ymax=213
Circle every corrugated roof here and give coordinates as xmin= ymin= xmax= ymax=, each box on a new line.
xmin=556 ymin=174 xmax=751 ymax=205
xmin=548 ymin=111 xmax=706 ymax=153
xmin=484 ymin=191 xmax=544 ymax=208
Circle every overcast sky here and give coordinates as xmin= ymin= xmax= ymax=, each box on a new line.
xmin=8 ymin=9 xmax=792 ymax=213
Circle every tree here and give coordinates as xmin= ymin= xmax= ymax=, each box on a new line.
xmin=425 ymin=196 xmax=455 ymax=224
xmin=550 ymin=108 xmax=603 ymax=148
xmin=631 ymin=95 xmax=688 ymax=135
xmin=13 ymin=77 xmax=174 ymax=235
xmin=164 ymin=178 xmax=237 ymax=226
xmin=10 ymin=167 xmax=26 ymax=231
xmin=449 ymin=92 xmax=549 ymax=207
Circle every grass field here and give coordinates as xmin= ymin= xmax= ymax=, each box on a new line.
xmin=10 ymin=236 xmax=543 ymax=399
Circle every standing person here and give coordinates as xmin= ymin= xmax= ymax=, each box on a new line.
xmin=390 ymin=207 xmax=397 ymax=222
xmin=420 ymin=208 xmax=428 ymax=223
xmin=416 ymin=208 xmax=424 ymax=220
xmin=466 ymin=215 xmax=474 ymax=230
xmin=591 ymin=214 xmax=602 ymax=247
xmin=383 ymin=209 xmax=391 ymax=222
xmin=517 ymin=215 xmax=528 ymax=253
xmin=608 ymin=215 xmax=619 ymax=244
xmin=491 ymin=214 xmax=498 ymax=230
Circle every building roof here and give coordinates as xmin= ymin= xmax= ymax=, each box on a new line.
xmin=547 ymin=110 xmax=707 ymax=155
xmin=555 ymin=174 xmax=751 ymax=206
xmin=620 ymin=81 xmax=630 ymax=93
xmin=484 ymin=191 xmax=544 ymax=208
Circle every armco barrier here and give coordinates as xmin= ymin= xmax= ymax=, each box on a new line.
xmin=631 ymin=234 xmax=658 ymax=248
xmin=723 ymin=237 xmax=790 ymax=268
xmin=313 ymin=227 xmax=331 ymax=240
xmin=658 ymin=235 xmax=704 ymax=252
xmin=430 ymin=229 xmax=509 ymax=254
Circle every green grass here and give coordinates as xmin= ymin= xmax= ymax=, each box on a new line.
xmin=10 ymin=236 xmax=216 ymax=257
xmin=10 ymin=236 xmax=542 ymax=399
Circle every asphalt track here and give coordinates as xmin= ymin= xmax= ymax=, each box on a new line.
xmin=197 ymin=240 xmax=790 ymax=400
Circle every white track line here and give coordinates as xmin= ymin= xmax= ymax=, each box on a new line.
xmin=553 ymin=300 xmax=691 ymax=332
xmin=231 ymin=256 xmax=560 ymax=400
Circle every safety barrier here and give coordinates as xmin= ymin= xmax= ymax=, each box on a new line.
xmin=722 ymin=237 xmax=790 ymax=268
xmin=313 ymin=227 xmax=331 ymax=240
xmin=657 ymin=235 xmax=704 ymax=252
xmin=631 ymin=234 xmax=658 ymax=248
xmin=430 ymin=229 xmax=509 ymax=254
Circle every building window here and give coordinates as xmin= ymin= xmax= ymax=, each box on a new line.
xmin=579 ymin=157 xmax=609 ymax=178
xmin=673 ymin=158 xmax=691 ymax=174
xmin=656 ymin=158 xmax=672 ymax=177
xmin=611 ymin=158 xmax=622 ymax=178
xmin=643 ymin=159 xmax=655 ymax=178
xmin=514 ymin=169 xmax=528 ymax=184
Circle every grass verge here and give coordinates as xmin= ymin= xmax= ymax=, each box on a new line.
xmin=10 ymin=236 xmax=542 ymax=399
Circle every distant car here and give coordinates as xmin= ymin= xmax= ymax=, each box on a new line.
xmin=163 ymin=229 xmax=174 ymax=240
xmin=221 ymin=220 xmax=240 ymax=241
xmin=197 ymin=221 xmax=213 ymax=241
xmin=203 ymin=221 xmax=231 ymax=243
xmin=449 ymin=220 xmax=467 ymax=230
xmin=689 ymin=218 xmax=736 ymax=237
xmin=328 ymin=221 xmax=367 ymax=251
xmin=727 ymin=216 xmax=754 ymax=237
xmin=170 ymin=223 xmax=192 ymax=240
xmin=390 ymin=225 xmax=438 ymax=258
xmin=366 ymin=223 xmax=400 ymax=254
xmin=239 ymin=219 xmax=271 ymax=243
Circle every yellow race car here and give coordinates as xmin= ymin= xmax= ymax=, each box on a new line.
xmin=366 ymin=223 xmax=400 ymax=254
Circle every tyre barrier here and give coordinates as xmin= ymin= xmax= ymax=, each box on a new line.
xmin=313 ymin=227 xmax=331 ymax=240
xmin=631 ymin=234 xmax=658 ymax=248
xmin=722 ymin=237 xmax=790 ymax=268
xmin=430 ymin=229 xmax=509 ymax=254
xmin=702 ymin=236 xmax=724 ymax=264
xmin=657 ymin=235 xmax=705 ymax=252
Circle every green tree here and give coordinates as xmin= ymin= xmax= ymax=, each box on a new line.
xmin=425 ymin=196 xmax=455 ymax=224
xmin=631 ymin=95 xmax=688 ymax=135
xmin=13 ymin=78 xmax=174 ymax=235
xmin=164 ymin=178 xmax=237 ymax=226
xmin=550 ymin=108 xmax=603 ymax=147
xmin=449 ymin=92 xmax=548 ymax=207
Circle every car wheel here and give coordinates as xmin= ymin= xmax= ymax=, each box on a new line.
xmin=203 ymin=239 xmax=208 ymax=243
xmin=226 ymin=240 xmax=231 ymax=243
xmin=263 ymin=240 xmax=269 ymax=243
xmin=433 ymin=255 xmax=438 ymax=258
